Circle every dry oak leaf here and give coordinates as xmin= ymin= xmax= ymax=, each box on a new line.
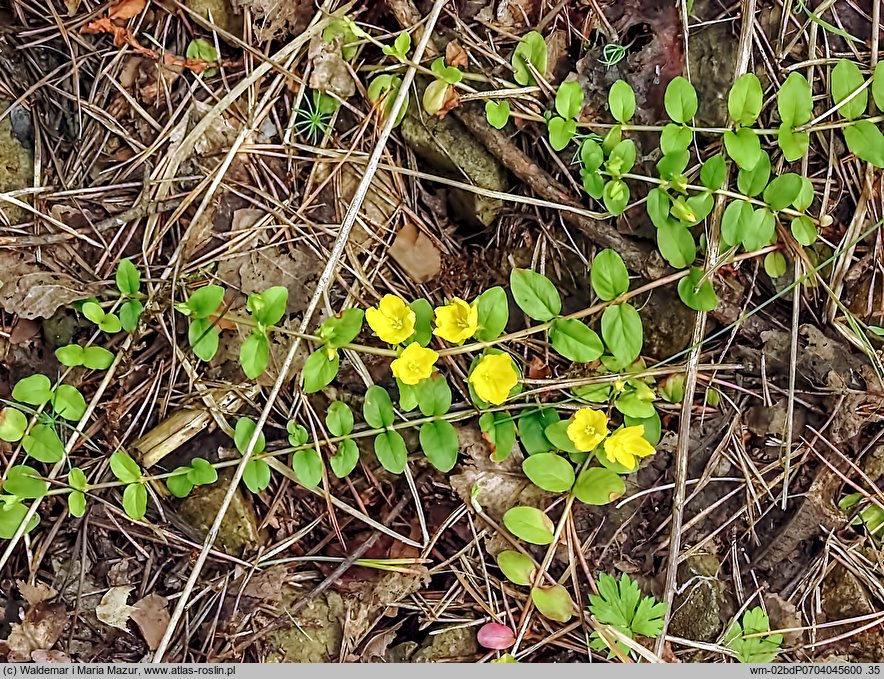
xmin=5 ymin=602 xmax=67 ymax=662
xmin=130 ymin=594 xmax=170 ymax=650
xmin=388 ymin=222 xmax=441 ymax=283
xmin=108 ymin=0 xmax=147 ymax=21
xmin=96 ymin=586 xmax=135 ymax=631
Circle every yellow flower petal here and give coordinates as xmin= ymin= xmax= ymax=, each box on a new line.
xmin=603 ymin=425 xmax=655 ymax=468
xmin=433 ymin=298 xmax=479 ymax=344
xmin=365 ymin=295 xmax=415 ymax=345
xmin=390 ymin=342 xmax=438 ymax=385
xmin=566 ymin=408 xmax=609 ymax=452
xmin=469 ymin=353 xmax=518 ymax=405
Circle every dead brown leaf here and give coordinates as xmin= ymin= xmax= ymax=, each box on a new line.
xmin=388 ymin=223 xmax=441 ymax=284
xmin=0 ymin=251 xmax=99 ymax=319
xmin=308 ymin=35 xmax=356 ymax=100
xmin=30 ymin=650 xmax=70 ymax=663
xmin=436 ymin=86 xmax=460 ymax=118
xmin=17 ymin=580 xmax=57 ymax=607
xmin=96 ymin=586 xmax=134 ymax=631
xmin=445 ymin=41 xmax=468 ymax=68
xmin=130 ymin=594 xmax=170 ymax=650
xmin=5 ymin=602 xmax=67 ymax=662
xmin=231 ymin=0 xmax=311 ymax=42
xmin=107 ymin=0 xmax=146 ymax=21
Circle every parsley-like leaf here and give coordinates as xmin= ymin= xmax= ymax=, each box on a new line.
xmin=589 ymin=573 xmax=667 ymax=656
xmin=724 ymin=606 xmax=783 ymax=663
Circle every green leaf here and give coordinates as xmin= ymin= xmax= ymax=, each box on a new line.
xmin=736 ymin=150 xmax=771 ymax=197
xmin=110 ymin=451 xmax=141 ymax=484
xmin=189 ymin=318 xmax=220 ymax=362
xmin=167 ymin=468 xmax=194 ymax=498
xmin=52 ymin=384 xmax=87 ymax=421
xmin=186 ymin=37 xmax=217 ymax=64
xmin=382 ymin=31 xmax=410 ymax=60
xmin=68 ymin=491 xmax=86 ymax=517
xmin=764 ymin=173 xmax=803 ymax=211
xmin=330 ymin=439 xmax=360 ymax=478
xmin=122 ymin=482 xmax=147 ymax=520
xmin=23 ymin=425 xmax=65 ymax=464
xmin=517 ymin=409 xmax=559 ymax=455
xmin=474 ymin=287 xmax=508 ymax=341
xmin=548 ymin=116 xmax=576 ymax=151
xmin=614 ymin=389 xmax=656 ymax=419
xmin=303 ymin=349 xmax=340 ymax=393
xmin=82 ymin=301 xmax=106 ymax=326
xmin=764 ymin=252 xmax=788 ymax=278
xmin=0 ymin=407 xmax=27 ymax=442
xmin=573 ymin=467 xmax=625 ymax=505
xmin=0 ymin=500 xmax=40 ymax=539
xmin=725 ymin=607 xmax=783 ymax=663
xmin=777 ymin=126 xmax=810 ymax=162
xmin=503 ymin=506 xmax=554 ymax=545
xmin=292 ymin=448 xmax=323 ymax=488
xmin=543 ymin=419 xmax=581 ymax=455
xmin=115 ymin=259 xmax=141 ymax=296
xmin=721 ymin=199 xmax=754 ymax=248
xmin=743 ymin=208 xmax=776 ymax=251
xmin=677 ymin=267 xmax=718 ymax=312
xmin=82 ymin=346 xmax=115 ymax=370
xmin=407 ymin=298 xmax=433 ymax=346
xmin=660 ymin=123 xmax=692 ymax=155
xmin=419 ymin=420 xmax=459 ymax=472
xmin=601 ymin=304 xmax=643 ymax=364
xmin=608 ymin=80 xmax=635 ymax=123
xmin=646 ymin=188 xmax=672 ymax=229
xmin=664 ymin=76 xmax=697 ymax=124
xmin=4 ymin=465 xmax=48 ymax=499
xmin=582 ymin=170 xmax=605 ymax=199
xmin=120 ymin=299 xmax=144 ymax=332
xmin=496 ymin=550 xmax=535 ymax=586
xmin=364 ymin=385 xmax=395 ymax=429
xmin=728 ymin=72 xmax=764 ymax=126
xmin=287 ymin=421 xmax=309 ymax=447
xmin=657 ymin=222 xmax=696 ymax=269
xmin=791 ymin=215 xmax=818 ymax=246
xmin=98 ymin=313 xmax=122 ymax=334
xmin=581 ymin=138 xmax=604 ymax=173
xmin=555 ymin=81 xmax=584 ymax=119
xmin=723 ymin=127 xmax=762 ymax=170
xmin=318 ymin=308 xmax=364 ymax=349
xmin=56 ymin=344 xmax=85 ymax=367
xmin=549 ymin=319 xmax=604 ymax=362
xmin=874 ymin=62 xmax=884 ymax=112
xmin=325 ymin=401 xmax=354 ymax=437
xmin=485 ymin=100 xmax=510 ymax=129
xmin=430 ymin=57 xmax=462 ymax=85
xmin=700 ymin=154 xmax=726 ymax=190
xmin=832 ymin=59 xmax=867 ymax=120
xmin=186 ymin=285 xmax=225 ymax=319
xmin=510 ymin=269 xmax=561 ymax=322
xmin=416 ymin=374 xmax=452 ymax=417
xmin=479 ymin=412 xmax=517 ymax=461
xmin=794 ymin=176 xmax=814 ymax=212
xmin=13 ymin=374 xmax=53 ymax=407
xmin=606 ymin=139 xmax=636 ymax=178
xmin=240 ymin=331 xmax=270 ymax=379
xmin=511 ymin=31 xmax=547 ymax=86
xmin=531 ymin=585 xmax=573 ymax=622
xmin=374 ymin=430 xmax=407 ymax=474
xmin=242 ymin=458 xmax=271 ymax=494
xmin=248 ymin=286 xmax=288 ymax=326
xmin=657 ymin=150 xmax=689 ymax=180
xmin=603 ymin=179 xmax=629 ymax=215
xmin=591 ymin=249 xmax=629 ymax=300
xmin=234 ymin=417 xmax=266 ymax=456
xmin=778 ymin=71 xmax=813 ymax=127
xmin=188 ymin=458 xmax=218 ymax=486
xmin=843 ymin=120 xmax=884 ymax=168
xmin=522 ymin=452 xmax=575 ymax=493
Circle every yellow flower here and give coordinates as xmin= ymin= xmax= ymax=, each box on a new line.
xmin=603 ymin=425 xmax=655 ymax=468
xmin=434 ymin=298 xmax=479 ymax=344
xmin=469 ymin=353 xmax=518 ymax=405
xmin=391 ymin=342 xmax=438 ymax=385
xmin=566 ymin=408 xmax=609 ymax=452
xmin=365 ymin=295 xmax=415 ymax=345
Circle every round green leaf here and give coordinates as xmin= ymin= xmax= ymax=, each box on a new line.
xmin=522 ymin=453 xmax=575 ymax=493
xmin=0 ymin=501 xmax=40 ymax=539
xmin=419 ymin=420 xmax=459 ymax=472
xmin=326 ymin=401 xmax=354 ymax=437
xmin=81 ymin=301 xmax=106 ymax=326
xmin=764 ymin=173 xmax=803 ymax=211
xmin=646 ymin=188 xmax=672 ymax=229
xmin=110 ymin=451 xmax=141 ymax=484
xmin=511 ymin=31 xmax=547 ymax=86
xmin=479 ymin=412 xmax=517 ymax=461
xmin=531 ymin=585 xmax=573 ymax=622
xmin=12 ymin=374 xmax=52 ymax=407
xmin=417 ymin=375 xmax=452 ymax=418
xmin=188 ymin=458 xmax=218 ymax=486
xmin=248 ymin=286 xmax=288 ymax=326
xmin=601 ymin=303 xmax=643 ymax=364
xmin=374 ymin=431 xmax=407 ymax=474
xmin=474 ymin=287 xmax=508 ymax=341
xmin=657 ymin=222 xmax=696 ymax=269
xmin=791 ymin=215 xmax=818 ymax=246
xmin=166 ymin=468 xmax=195 ymax=498
xmin=778 ymin=72 xmax=812 ymax=127
xmin=123 ymin=482 xmax=147 ymax=520
xmin=330 ymin=439 xmax=360 ymax=478
xmin=4 ymin=465 xmax=48 ymax=499
xmin=548 ymin=116 xmax=576 ymax=151
xmin=602 ymin=179 xmax=629 ymax=215
xmin=186 ymin=285 xmax=225 ymax=319
xmin=56 ymin=344 xmax=85 ymax=367
xmin=496 ymin=550 xmax=535 ymax=586
xmin=778 ymin=126 xmax=810 ymax=162
xmin=115 ymin=259 xmax=141 ymax=296
xmin=240 ymin=331 xmax=270 ymax=379
xmin=736 ymin=150 xmax=771 ymax=197
xmin=549 ymin=318 xmax=603 ymax=362
xmin=287 ymin=421 xmax=309 ymax=447
xmin=543 ymin=419 xmax=581 ymax=454
xmin=723 ymin=127 xmax=762 ymax=170
xmin=660 ymin=123 xmax=692 ymax=155
xmin=0 ymin=407 xmax=27 ymax=443
xmin=23 ymin=424 xmax=65 ymax=463
xmin=98 ymin=313 xmax=122 ymax=334
xmin=364 ymin=385 xmax=395 ymax=429
xmin=728 ymin=73 xmax=763 ymax=126
xmin=743 ymin=208 xmax=776 ymax=252
xmin=242 ymin=458 xmax=271 ymax=494
xmin=608 ymin=80 xmax=635 ymax=123
xmin=485 ymin=100 xmax=511 ymax=129
xmin=794 ymin=177 xmax=814 ymax=212
xmin=68 ymin=491 xmax=86 ymax=518
xmin=303 ymin=349 xmax=340 ymax=394
xmin=700 ymin=154 xmax=727 ymax=190
xmin=555 ymin=81 xmax=584 ymax=119
xmin=188 ymin=318 xmax=220 ymax=362
xmin=82 ymin=346 xmax=115 ymax=370
xmin=573 ymin=467 xmax=625 ymax=505
xmin=503 ymin=506 xmax=554 ymax=545
xmin=721 ymin=199 xmax=754 ymax=248
xmin=407 ymin=298 xmax=433 ymax=347
xmin=293 ymin=448 xmax=323 ymax=488
xmin=591 ymin=249 xmax=629 ymax=301
xmin=52 ymin=384 xmax=87 ymax=421
xmin=677 ymin=267 xmax=718 ymax=312
xmin=318 ymin=308 xmax=364 ymax=349
xmin=234 ymin=417 xmax=266 ymax=456
xmin=68 ymin=467 xmax=88 ymax=492
xmin=580 ymin=139 xmax=604 ymax=173
xmin=517 ymin=409 xmax=559 ymax=455
xmin=764 ymin=252 xmax=788 ymax=278
xmin=664 ymin=76 xmax=698 ymax=124
xmin=510 ymin=269 xmax=561 ymax=322
xmin=843 ymin=120 xmax=884 ymax=168
xmin=832 ymin=59 xmax=867 ymax=121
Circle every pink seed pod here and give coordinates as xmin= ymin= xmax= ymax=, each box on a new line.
xmin=477 ymin=622 xmax=516 ymax=650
